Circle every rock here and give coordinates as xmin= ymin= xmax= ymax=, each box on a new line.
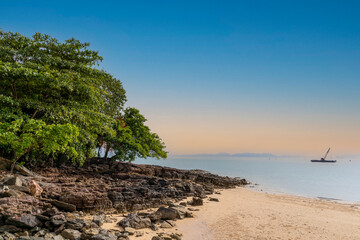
xmin=35 ymin=159 xmax=246 ymax=213
xmin=170 ymin=233 xmax=182 ymax=240
xmin=0 ymin=225 xmax=23 ymax=233
xmin=157 ymin=233 xmax=172 ymax=240
xmin=34 ymin=229 xmax=48 ymax=237
xmin=1 ymin=232 xmax=16 ymax=240
xmin=28 ymin=180 xmax=43 ymax=198
xmin=135 ymin=231 xmax=143 ymax=237
xmin=187 ymin=208 xmax=199 ymax=211
xmin=92 ymin=214 xmax=104 ymax=227
xmin=65 ymin=219 xmax=85 ymax=230
xmin=53 ymin=235 xmax=65 ymax=240
xmin=63 ymin=213 xmax=75 ymax=221
xmin=209 ymin=197 xmax=219 ymax=202
xmin=0 ymin=188 xmax=22 ymax=198
xmin=18 ymin=231 xmax=29 ymax=237
xmin=46 ymin=200 xmax=76 ymax=212
xmin=90 ymin=232 xmax=117 ymax=240
xmin=169 ymin=205 xmax=186 ymax=219
xmin=150 ymin=224 xmax=158 ymax=231
xmin=60 ymin=229 xmax=81 ymax=240
xmin=51 ymin=214 xmax=66 ymax=226
xmin=2 ymin=176 xmax=23 ymax=187
xmin=44 ymin=232 xmax=55 ymax=239
xmin=151 ymin=237 xmax=162 ymax=240
xmin=118 ymin=213 xmax=151 ymax=229
xmin=35 ymin=215 xmax=50 ymax=222
xmin=54 ymin=223 xmax=65 ymax=235
xmin=184 ymin=211 xmax=193 ymax=218
xmin=81 ymin=229 xmax=100 ymax=239
xmin=124 ymin=227 xmax=135 ymax=235
xmin=30 ymin=227 xmax=42 ymax=233
xmin=160 ymin=221 xmax=175 ymax=228
xmin=155 ymin=207 xmax=177 ymax=220
xmin=6 ymin=214 xmax=40 ymax=228
xmin=191 ymin=197 xmax=203 ymax=206
xmin=43 ymin=208 xmax=59 ymax=217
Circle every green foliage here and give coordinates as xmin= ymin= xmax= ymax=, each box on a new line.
xmin=105 ymin=108 xmax=167 ymax=162
xmin=0 ymin=30 xmax=167 ymax=166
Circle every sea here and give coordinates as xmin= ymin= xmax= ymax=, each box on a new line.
xmin=134 ymin=156 xmax=360 ymax=204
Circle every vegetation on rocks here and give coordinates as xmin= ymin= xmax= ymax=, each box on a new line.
xmin=0 ymin=30 xmax=167 ymax=168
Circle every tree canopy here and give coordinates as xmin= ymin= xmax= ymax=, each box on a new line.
xmin=0 ymin=30 xmax=167 ymax=167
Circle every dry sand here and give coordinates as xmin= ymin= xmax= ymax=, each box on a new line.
xmin=176 ymin=187 xmax=360 ymax=240
xmin=103 ymin=187 xmax=360 ymax=240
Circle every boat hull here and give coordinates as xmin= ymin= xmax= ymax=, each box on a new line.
xmin=311 ymin=160 xmax=337 ymax=163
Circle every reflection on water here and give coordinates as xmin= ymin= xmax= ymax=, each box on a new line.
xmin=134 ymin=156 xmax=360 ymax=203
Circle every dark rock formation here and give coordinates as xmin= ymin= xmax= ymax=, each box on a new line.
xmin=0 ymin=158 xmax=247 ymax=239
xmin=118 ymin=213 xmax=151 ymax=229
xmin=33 ymin=158 xmax=247 ymax=213
xmin=191 ymin=197 xmax=203 ymax=206
xmin=6 ymin=214 xmax=41 ymax=228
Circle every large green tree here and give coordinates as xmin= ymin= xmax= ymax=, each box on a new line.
xmin=0 ymin=30 xmax=167 ymax=167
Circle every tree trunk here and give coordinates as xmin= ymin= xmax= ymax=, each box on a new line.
xmin=104 ymin=145 xmax=110 ymax=160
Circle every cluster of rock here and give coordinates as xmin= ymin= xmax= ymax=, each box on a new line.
xmin=35 ymin=158 xmax=246 ymax=213
xmin=0 ymin=203 xmax=131 ymax=240
xmin=0 ymin=158 xmax=247 ymax=239
xmin=118 ymin=199 xmax=204 ymax=240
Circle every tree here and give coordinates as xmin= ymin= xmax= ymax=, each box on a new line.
xmin=0 ymin=30 xmax=167 ymax=167
xmin=104 ymin=108 xmax=167 ymax=162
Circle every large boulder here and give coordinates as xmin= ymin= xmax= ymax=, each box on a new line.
xmin=92 ymin=214 xmax=105 ymax=227
xmin=118 ymin=213 xmax=151 ymax=229
xmin=6 ymin=214 xmax=41 ymax=228
xmin=168 ymin=205 xmax=187 ymax=219
xmin=65 ymin=219 xmax=85 ymax=230
xmin=154 ymin=207 xmax=177 ymax=220
xmin=28 ymin=180 xmax=43 ymax=198
xmin=191 ymin=197 xmax=203 ymax=206
xmin=2 ymin=176 xmax=23 ymax=187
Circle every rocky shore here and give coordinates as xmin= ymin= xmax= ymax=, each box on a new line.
xmin=0 ymin=158 xmax=247 ymax=240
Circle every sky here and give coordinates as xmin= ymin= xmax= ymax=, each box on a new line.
xmin=1 ymin=1 xmax=360 ymax=157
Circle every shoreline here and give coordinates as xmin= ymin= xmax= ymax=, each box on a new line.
xmin=246 ymin=184 xmax=360 ymax=205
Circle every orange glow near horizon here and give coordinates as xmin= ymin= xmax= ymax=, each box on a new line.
xmin=144 ymin=110 xmax=360 ymax=157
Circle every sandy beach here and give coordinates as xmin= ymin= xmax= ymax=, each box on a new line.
xmin=175 ymin=187 xmax=360 ymax=240
xmin=102 ymin=187 xmax=360 ymax=240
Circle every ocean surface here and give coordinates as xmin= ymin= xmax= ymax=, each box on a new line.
xmin=134 ymin=156 xmax=360 ymax=203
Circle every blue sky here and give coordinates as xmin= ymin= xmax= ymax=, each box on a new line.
xmin=1 ymin=1 xmax=360 ymax=156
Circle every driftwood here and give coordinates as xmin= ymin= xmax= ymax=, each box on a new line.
xmin=0 ymin=157 xmax=43 ymax=178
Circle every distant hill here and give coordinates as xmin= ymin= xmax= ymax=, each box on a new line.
xmin=174 ymin=152 xmax=277 ymax=158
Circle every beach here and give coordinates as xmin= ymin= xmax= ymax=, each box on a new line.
xmin=1 ymin=159 xmax=360 ymax=240
xmin=101 ymin=186 xmax=360 ymax=240
xmin=175 ymin=187 xmax=360 ymax=240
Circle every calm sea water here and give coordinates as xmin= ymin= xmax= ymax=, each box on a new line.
xmin=134 ymin=156 xmax=360 ymax=203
